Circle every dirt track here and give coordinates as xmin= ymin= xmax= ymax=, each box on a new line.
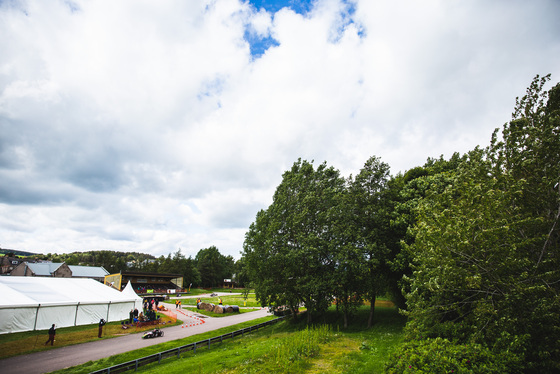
xmin=0 ymin=300 xmax=271 ymax=374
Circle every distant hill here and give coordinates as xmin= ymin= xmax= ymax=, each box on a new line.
xmin=0 ymin=248 xmax=39 ymax=257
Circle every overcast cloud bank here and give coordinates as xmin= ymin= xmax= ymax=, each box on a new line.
xmin=1 ymin=0 xmax=559 ymax=258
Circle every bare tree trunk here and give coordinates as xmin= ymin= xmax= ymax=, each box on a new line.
xmin=368 ymin=294 xmax=376 ymax=328
xmin=290 ymin=304 xmax=298 ymax=320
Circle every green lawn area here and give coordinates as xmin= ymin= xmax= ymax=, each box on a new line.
xmin=1 ymin=290 xmax=405 ymax=374
xmin=181 ymin=305 xmax=262 ymax=318
xmin=52 ymin=304 xmax=405 ymax=374
xmin=175 ymin=288 xmax=243 ymax=296
xmin=135 ymin=305 xmax=405 ymax=374
xmin=166 ymin=289 xmax=261 ymax=308
xmin=50 ymin=316 xmax=278 ymax=374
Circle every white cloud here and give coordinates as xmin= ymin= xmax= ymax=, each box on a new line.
xmin=1 ymin=0 xmax=559 ymax=259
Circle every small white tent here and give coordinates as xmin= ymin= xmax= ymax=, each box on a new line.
xmin=0 ymin=277 xmax=139 ymax=334
xmin=121 ymin=280 xmax=143 ymax=310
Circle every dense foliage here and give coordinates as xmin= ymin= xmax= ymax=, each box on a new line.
xmin=397 ymin=75 xmax=560 ymax=373
xmin=242 ymin=75 xmax=559 ymax=372
xmin=243 ymin=160 xmax=348 ymax=323
xmin=386 ymin=337 xmax=521 ymax=373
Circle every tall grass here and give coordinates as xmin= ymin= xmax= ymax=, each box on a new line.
xmin=40 ymin=303 xmax=404 ymax=374
xmin=127 ymin=305 xmax=405 ymax=374
xmin=271 ymin=325 xmax=332 ymax=364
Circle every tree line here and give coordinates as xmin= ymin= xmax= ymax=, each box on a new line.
xmin=241 ymin=75 xmax=560 ymax=373
xmin=35 ymin=246 xmax=239 ymax=289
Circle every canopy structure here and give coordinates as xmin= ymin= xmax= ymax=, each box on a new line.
xmin=121 ymin=280 xmax=143 ymax=310
xmin=0 ymin=277 xmax=140 ymax=334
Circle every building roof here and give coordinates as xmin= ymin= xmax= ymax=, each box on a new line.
xmin=23 ymin=262 xmax=65 ymax=276
xmin=17 ymin=262 xmax=109 ymax=278
xmin=68 ymin=265 xmax=109 ymax=278
xmin=115 ymin=271 xmax=183 ymax=278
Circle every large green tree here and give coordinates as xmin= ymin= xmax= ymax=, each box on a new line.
xmin=330 ymin=183 xmax=365 ymax=328
xmin=348 ymin=156 xmax=393 ymax=327
xmin=243 ymin=159 xmax=346 ymax=323
xmin=157 ymin=249 xmax=201 ymax=287
xmin=401 ymin=75 xmax=560 ymax=373
xmin=195 ymin=246 xmax=233 ymax=288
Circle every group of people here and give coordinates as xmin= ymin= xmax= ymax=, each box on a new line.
xmin=124 ymin=301 xmax=161 ymax=325
xmin=141 ymin=298 xmax=161 ymax=322
xmin=143 ymin=298 xmax=159 ymax=311
xmin=128 ymin=308 xmax=140 ymax=323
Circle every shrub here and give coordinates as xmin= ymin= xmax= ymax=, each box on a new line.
xmin=385 ymin=337 xmax=522 ymax=374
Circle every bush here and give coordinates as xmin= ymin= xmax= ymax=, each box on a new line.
xmin=385 ymin=337 xmax=522 ymax=373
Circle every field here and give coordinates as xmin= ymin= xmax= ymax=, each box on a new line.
xmin=169 ymin=288 xmax=262 ymax=307
xmin=1 ymin=290 xmax=405 ymax=373
xmin=54 ymin=303 xmax=405 ymax=374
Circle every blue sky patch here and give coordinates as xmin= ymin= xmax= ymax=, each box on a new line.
xmin=244 ymin=30 xmax=280 ymax=58
xmin=245 ymin=1 xmax=314 ymax=59
xmin=248 ymin=0 xmax=314 ymax=15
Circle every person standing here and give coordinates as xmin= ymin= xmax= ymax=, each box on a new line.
xmin=45 ymin=324 xmax=56 ymax=346
xmin=98 ymin=319 xmax=106 ymax=338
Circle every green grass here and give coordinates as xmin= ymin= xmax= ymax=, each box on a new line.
xmin=180 ymin=306 xmax=262 ymax=318
xmin=0 ymin=315 xmax=180 ymax=359
xmin=50 ymin=316 xmax=277 ymax=374
xmin=166 ymin=290 xmax=261 ymax=308
xmin=177 ymin=288 xmax=243 ymax=296
xmin=52 ymin=305 xmax=405 ymax=374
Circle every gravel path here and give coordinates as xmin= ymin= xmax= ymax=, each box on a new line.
xmin=0 ymin=300 xmax=271 ymax=374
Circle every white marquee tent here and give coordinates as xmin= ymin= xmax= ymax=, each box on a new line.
xmin=0 ymin=277 xmax=141 ymax=334
xmin=121 ymin=280 xmax=143 ymax=310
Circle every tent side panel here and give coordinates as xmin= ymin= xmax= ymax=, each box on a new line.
xmin=76 ymin=304 xmax=109 ymax=326
xmin=108 ymin=301 xmax=135 ymax=322
xmin=0 ymin=307 xmax=37 ymax=335
xmin=36 ymin=305 xmax=77 ymax=330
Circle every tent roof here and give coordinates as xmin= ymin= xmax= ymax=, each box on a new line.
xmin=122 ymin=281 xmax=142 ymax=303
xmin=0 ymin=277 xmax=138 ymax=308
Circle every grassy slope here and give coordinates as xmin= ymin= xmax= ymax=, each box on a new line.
xmin=166 ymin=289 xmax=262 ymax=308
xmin=51 ymin=316 xmax=278 ymax=374
xmin=59 ymin=305 xmax=405 ymax=374
xmin=2 ymin=290 xmax=405 ymax=373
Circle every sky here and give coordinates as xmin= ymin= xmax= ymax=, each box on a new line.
xmin=1 ymin=0 xmax=559 ymax=260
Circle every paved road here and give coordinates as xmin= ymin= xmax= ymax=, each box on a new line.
xmin=0 ymin=302 xmax=271 ymax=374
